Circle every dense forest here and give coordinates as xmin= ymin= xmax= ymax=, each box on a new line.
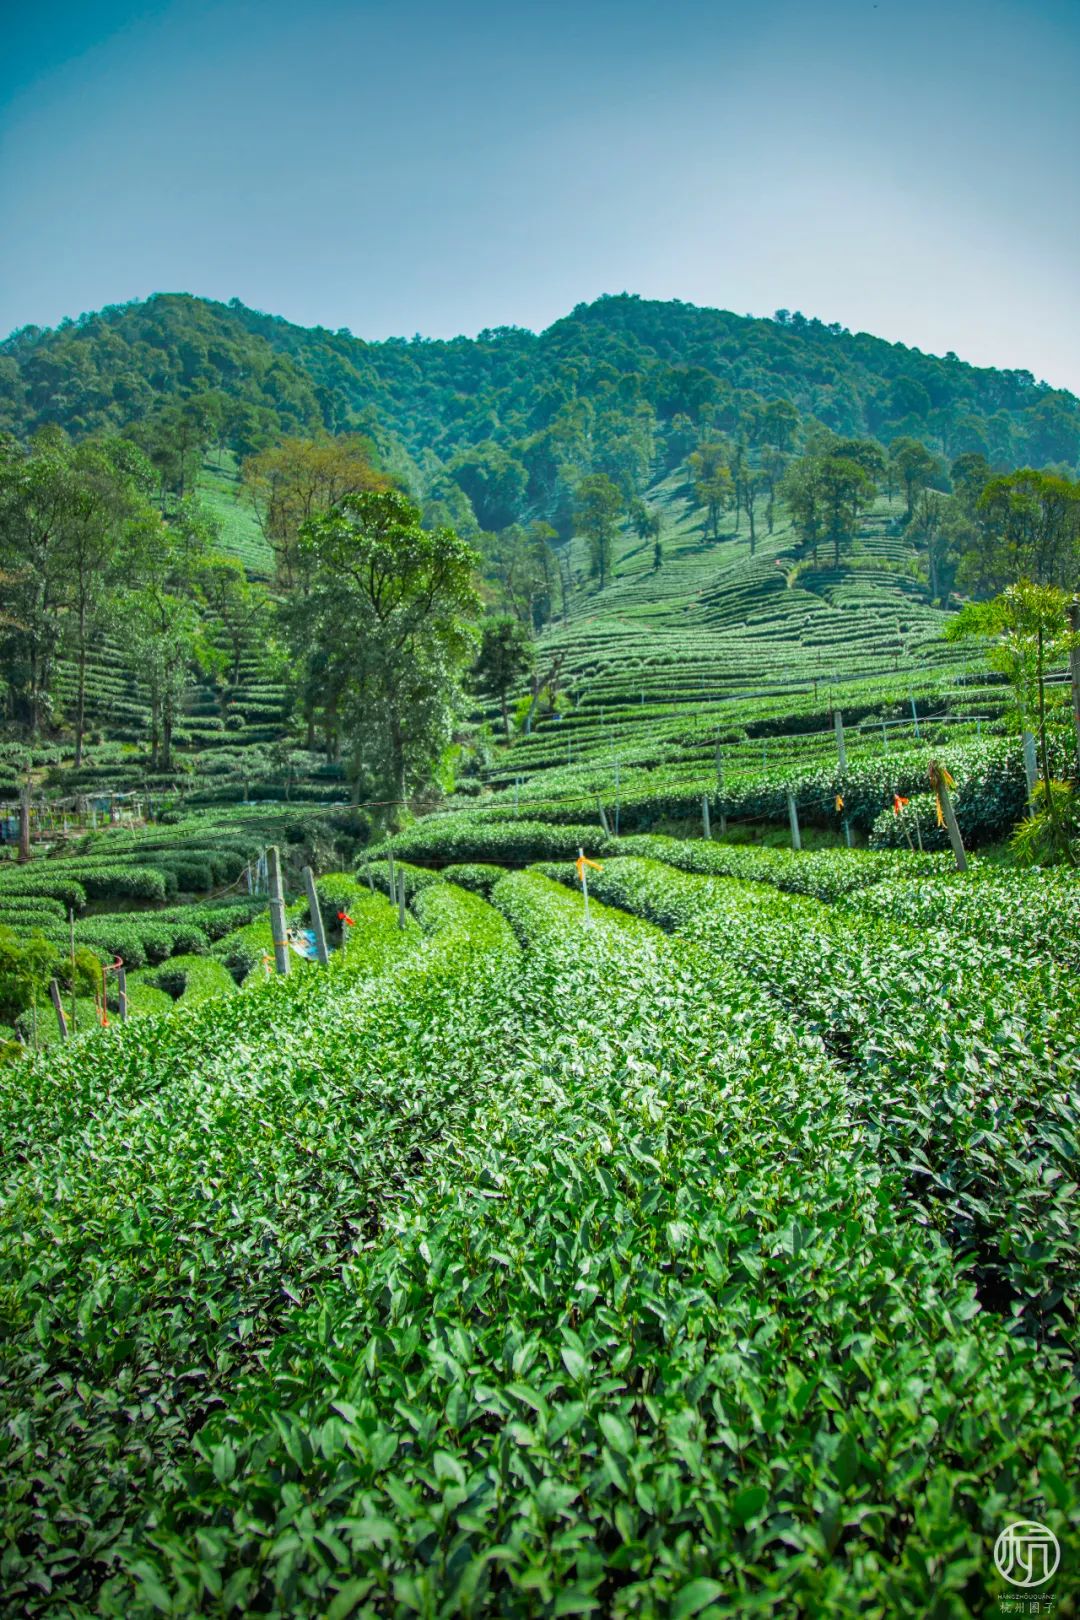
xmin=3 ymin=293 xmax=1079 ymax=539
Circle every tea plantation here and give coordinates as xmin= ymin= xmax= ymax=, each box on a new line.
xmin=0 ymin=807 xmax=1077 ymax=1614
xmin=1 ymin=456 xmax=1078 ymax=1613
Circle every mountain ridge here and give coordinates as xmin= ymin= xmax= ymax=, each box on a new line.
xmin=3 ymin=291 xmax=1077 ymax=489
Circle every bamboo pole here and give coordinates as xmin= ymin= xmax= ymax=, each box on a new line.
xmin=267 ymin=846 xmax=290 ymax=975
xmin=787 ymin=791 xmax=802 ymax=852
xmin=49 ymin=979 xmax=68 ymax=1042
xmin=302 ymin=866 xmax=330 ymax=966
xmin=68 ymin=908 xmax=77 ymax=1035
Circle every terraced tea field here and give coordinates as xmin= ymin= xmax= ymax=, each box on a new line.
xmin=1 ymin=825 xmax=1077 ymax=1613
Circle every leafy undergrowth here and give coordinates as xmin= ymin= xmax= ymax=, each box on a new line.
xmin=613 ymin=835 xmax=1080 ymax=971
xmin=1 ymin=858 xmax=1077 ymax=1615
xmin=59 ymin=873 xmax=1079 ymax=1617
xmin=537 ymin=857 xmax=1080 ymax=1347
xmin=0 ymin=883 xmax=523 ymax=1613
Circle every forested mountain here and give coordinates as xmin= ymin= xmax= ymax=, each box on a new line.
xmin=3 ymin=289 xmax=1078 ymax=814
xmin=3 ymin=293 xmax=1078 ymax=538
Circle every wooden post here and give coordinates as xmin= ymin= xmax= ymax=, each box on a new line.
xmin=843 ymin=818 xmax=853 ymax=848
xmin=366 ymin=868 xmax=375 ymax=893
xmin=702 ymin=793 xmax=711 ymax=840
xmin=931 ymin=764 xmax=968 ymax=873
xmin=267 ymin=846 xmax=290 ymax=976
xmin=1022 ymin=730 xmax=1038 ymax=808
xmin=1069 ymin=600 xmax=1080 ymax=768
xmin=68 ymin=908 xmax=77 ymax=1036
xmin=597 ymin=798 xmax=610 ymax=836
xmin=302 ymin=866 xmax=330 ymax=965
xmin=397 ymin=869 xmax=407 ymax=930
xmin=117 ymin=967 xmax=128 ymax=1023
xmin=387 ymin=849 xmax=395 ymax=900
xmin=49 ymin=980 xmax=68 ymax=1042
xmin=787 ymin=791 xmax=801 ymax=851
xmin=18 ymin=790 xmax=30 ymax=864
xmin=881 ymin=719 xmax=889 ymax=753
xmin=834 ymin=709 xmax=847 ymax=774
xmin=578 ymin=847 xmax=591 ymax=927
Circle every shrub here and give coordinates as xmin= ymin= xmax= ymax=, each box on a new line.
xmin=440 ymin=862 xmax=506 ymax=896
xmin=376 ymin=817 xmax=617 ymax=869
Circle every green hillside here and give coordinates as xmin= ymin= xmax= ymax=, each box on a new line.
xmin=1 ymin=296 xmax=1079 ymax=1614
xmin=4 ymin=292 xmax=1079 ymax=487
xmin=2 ymin=290 xmax=1077 ymax=821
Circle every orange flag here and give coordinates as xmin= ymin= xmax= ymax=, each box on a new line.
xmin=893 ymin=794 xmax=909 ymax=816
xmin=575 ymin=854 xmax=603 ymax=882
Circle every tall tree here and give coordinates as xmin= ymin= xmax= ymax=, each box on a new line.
xmin=973 ymin=469 xmax=1080 ymax=593
xmin=760 ymin=397 xmax=800 ymax=453
xmin=575 ymin=473 xmax=622 ymax=590
xmin=950 ymin=451 xmax=992 ymax=515
xmin=947 ymin=582 xmax=1079 ymax=861
xmin=474 ymin=616 xmax=534 ymax=740
xmin=689 ymin=441 xmax=733 ymax=541
xmin=781 ymin=456 xmax=825 ymax=564
xmin=114 ymin=509 xmax=212 ymax=770
xmin=57 ymin=441 xmax=153 ymax=764
xmin=818 ymin=455 xmax=876 ymax=566
xmin=294 ymin=490 xmax=479 ymax=800
xmin=243 ymin=434 xmax=387 ymax=590
xmin=889 ymin=437 xmax=945 ymax=521
xmin=0 ymin=430 xmax=79 ymax=736
xmin=905 ymin=490 xmax=972 ymax=606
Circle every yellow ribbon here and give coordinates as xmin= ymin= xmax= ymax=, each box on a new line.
xmin=575 ymin=855 xmax=603 ymax=881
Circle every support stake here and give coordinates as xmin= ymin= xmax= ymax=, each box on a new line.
xmin=931 ymin=763 xmax=968 ymax=873
xmin=787 ymin=791 xmax=801 ymax=851
xmin=1022 ymin=730 xmax=1039 ymax=808
xmin=302 ymin=865 xmax=330 ymax=965
xmin=49 ymin=979 xmax=68 ymax=1042
xmin=267 ymin=846 xmax=290 ymax=976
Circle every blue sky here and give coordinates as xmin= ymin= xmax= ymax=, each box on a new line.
xmin=2 ymin=0 xmax=1078 ymax=391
